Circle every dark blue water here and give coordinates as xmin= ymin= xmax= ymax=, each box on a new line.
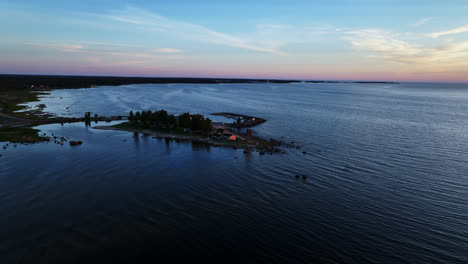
xmin=2 ymin=83 xmax=468 ymax=263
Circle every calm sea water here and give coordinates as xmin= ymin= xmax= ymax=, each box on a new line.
xmin=1 ymin=82 xmax=468 ymax=263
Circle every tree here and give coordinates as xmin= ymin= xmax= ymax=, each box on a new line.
xmin=157 ymin=109 xmax=168 ymax=123
xmin=168 ymin=114 xmax=177 ymax=128
xmin=202 ymin=118 xmax=212 ymax=134
xmin=134 ymin=111 xmax=141 ymax=126
xmin=191 ymin=114 xmax=204 ymax=130
xmin=147 ymin=110 xmax=153 ymax=122
xmin=84 ymin=112 xmax=91 ymax=126
xmin=129 ymin=110 xmax=134 ymax=122
xmin=179 ymin=112 xmax=192 ymax=128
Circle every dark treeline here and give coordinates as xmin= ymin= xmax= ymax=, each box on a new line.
xmin=129 ymin=109 xmax=212 ymax=134
xmin=305 ymin=80 xmax=398 ymax=84
xmin=0 ymin=75 xmax=301 ymax=90
xmin=84 ymin=112 xmax=91 ymax=126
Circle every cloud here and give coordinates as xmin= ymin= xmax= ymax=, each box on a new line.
xmin=152 ymin=48 xmax=183 ymax=53
xmin=346 ymin=29 xmax=468 ymax=69
xmin=428 ymin=25 xmax=468 ymax=38
xmin=74 ymin=41 xmax=141 ymax=48
xmin=414 ymin=18 xmax=432 ymax=27
xmin=347 ymin=29 xmax=421 ymax=59
xmin=27 ymin=42 xmax=186 ymax=63
xmin=28 ymin=43 xmax=84 ymax=52
xmin=97 ymin=6 xmax=287 ymax=55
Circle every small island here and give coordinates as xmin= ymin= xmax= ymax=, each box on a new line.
xmin=94 ymin=109 xmax=281 ymax=152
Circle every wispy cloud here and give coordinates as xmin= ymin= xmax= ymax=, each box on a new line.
xmin=347 ymin=29 xmax=421 ymax=60
xmin=428 ymin=25 xmax=468 ymax=38
xmin=152 ymin=48 xmax=183 ymax=53
xmin=414 ymin=17 xmax=432 ymax=27
xmin=27 ymin=42 xmax=186 ymax=63
xmin=95 ymin=6 xmax=287 ymax=55
xmin=347 ymin=29 xmax=468 ymax=69
xmin=73 ymin=41 xmax=141 ymax=48
xmin=28 ymin=43 xmax=84 ymax=52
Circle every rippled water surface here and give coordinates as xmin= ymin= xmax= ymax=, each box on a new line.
xmin=2 ymin=82 xmax=468 ymax=263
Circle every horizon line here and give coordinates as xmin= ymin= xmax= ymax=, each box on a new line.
xmin=2 ymin=73 xmax=468 ymax=84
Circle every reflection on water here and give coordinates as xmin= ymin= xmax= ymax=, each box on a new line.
xmin=2 ymin=82 xmax=468 ymax=263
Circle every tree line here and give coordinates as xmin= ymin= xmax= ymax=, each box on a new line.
xmin=128 ymin=109 xmax=212 ymax=134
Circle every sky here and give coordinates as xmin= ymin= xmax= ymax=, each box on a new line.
xmin=1 ymin=0 xmax=468 ymax=82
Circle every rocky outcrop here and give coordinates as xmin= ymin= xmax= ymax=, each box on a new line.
xmin=69 ymin=141 xmax=82 ymax=146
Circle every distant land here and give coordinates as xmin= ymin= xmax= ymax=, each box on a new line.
xmin=0 ymin=74 xmax=398 ymax=90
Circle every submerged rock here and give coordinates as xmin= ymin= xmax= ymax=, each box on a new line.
xmin=69 ymin=141 xmax=83 ymax=146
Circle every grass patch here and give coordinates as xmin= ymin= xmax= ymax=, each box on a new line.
xmin=0 ymin=126 xmax=47 ymax=143
xmin=0 ymin=89 xmax=50 ymax=119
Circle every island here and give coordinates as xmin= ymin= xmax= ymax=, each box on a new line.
xmin=94 ymin=109 xmax=281 ymax=153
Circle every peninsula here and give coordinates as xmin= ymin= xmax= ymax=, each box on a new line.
xmin=94 ymin=109 xmax=281 ymax=152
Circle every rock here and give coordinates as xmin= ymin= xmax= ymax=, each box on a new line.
xmin=302 ymin=175 xmax=307 ymax=180
xmin=302 ymin=151 xmax=307 ymax=154
xmin=295 ymin=174 xmax=300 ymax=179
xmin=69 ymin=141 xmax=83 ymax=146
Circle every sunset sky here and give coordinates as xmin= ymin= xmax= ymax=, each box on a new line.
xmin=1 ymin=0 xmax=468 ymax=82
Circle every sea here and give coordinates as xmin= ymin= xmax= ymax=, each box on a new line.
xmin=1 ymin=82 xmax=467 ymax=263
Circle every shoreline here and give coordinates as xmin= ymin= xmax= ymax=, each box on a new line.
xmin=93 ymin=122 xmax=282 ymax=153
xmin=0 ymin=74 xmax=399 ymax=91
